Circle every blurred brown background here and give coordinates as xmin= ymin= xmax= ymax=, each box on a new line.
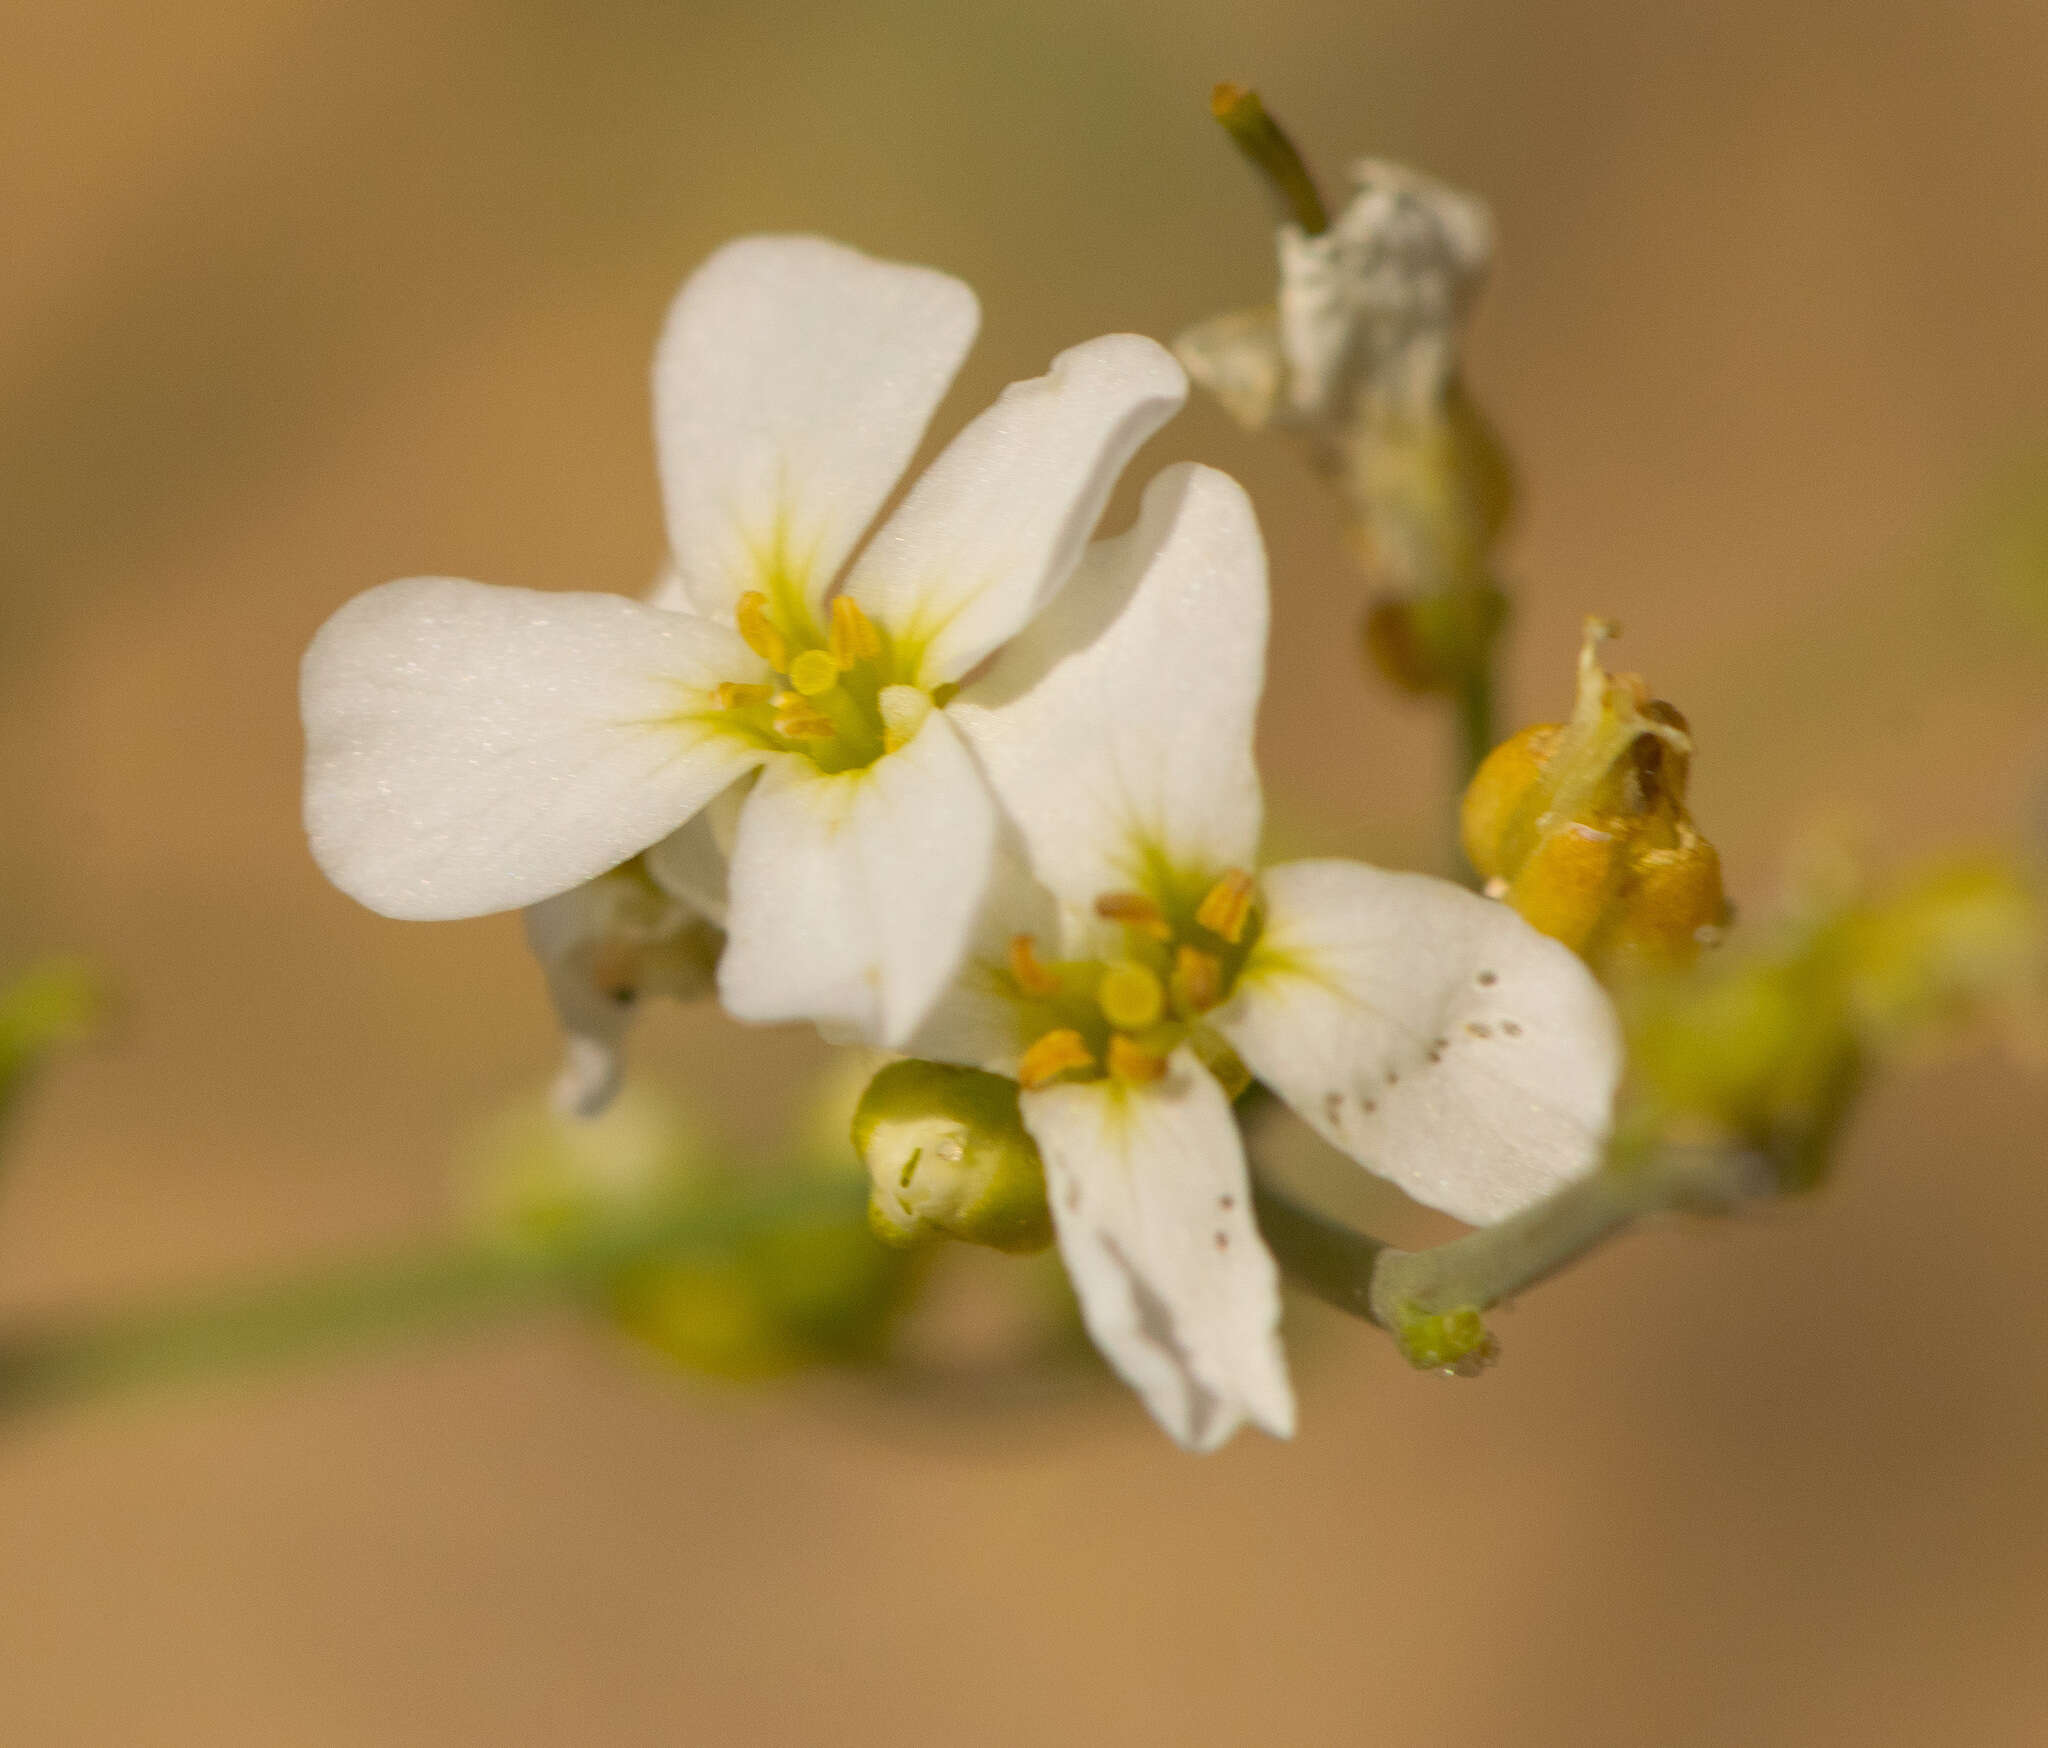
xmin=4 ymin=2 xmax=2047 ymax=1742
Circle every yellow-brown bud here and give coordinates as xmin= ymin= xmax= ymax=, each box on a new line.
xmin=1461 ymin=619 xmax=1726 ymax=975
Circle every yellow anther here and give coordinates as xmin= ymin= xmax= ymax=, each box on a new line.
xmin=1172 ymin=945 xmax=1223 ymax=1013
xmin=772 ymin=701 xmax=836 ymax=741
xmin=714 ymin=681 xmax=773 ymax=711
xmin=1195 ymin=869 xmax=1258 ymax=943
xmin=1107 ymin=1034 xmax=1169 ymax=1085
xmin=879 ymin=684 xmax=933 ymax=754
xmin=1018 ymin=1028 xmax=1095 ymax=1090
xmin=1008 ymin=934 xmax=1063 ymax=998
xmin=788 ymin=649 xmax=841 ymax=697
xmin=734 ymin=590 xmax=790 ymax=670
xmin=1097 ymin=960 xmax=1165 ymax=1031
xmin=1094 ymin=891 xmax=1172 ymax=941
xmin=829 ymin=594 xmax=884 ymax=667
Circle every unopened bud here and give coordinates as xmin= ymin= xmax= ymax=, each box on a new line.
xmin=1462 ymin=620 xmax=1726 ymax=975
xmin=853 ymin=1061 xmax=1053 ymax=1254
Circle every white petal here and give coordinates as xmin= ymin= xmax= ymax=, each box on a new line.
xmin=644 ymin=559 xmax=693 ymax=613
xmin=949 ymin=463 xmax=1265 ymax=916
xmin=844 ymin=333 xmax=1186 ymax=684
xmin=641 ymin=793 xmax=738 ymax=926
xmin=896 ymin=826 xmax=1062 ymax=1074
xmin=523 ymin=867 xmax=720 ymax=1118
xmin=1213 ymin=860 xmax=1623 ymax=1225
xmin=653 ymin=235 xmax=978 ymax=623
xmin=1022 ymin=1048 xmax=1293 ymax=1451
xmin=717 ymin=711 xmax=996 ymax=1046
xmin=1172 ymin=306 xmax=1287 ymax=431
xmin=302 ymin=576 xmax=765 ymax=920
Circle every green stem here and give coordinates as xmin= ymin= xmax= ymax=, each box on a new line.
xmin=0 ymin=1178 xmax=865 ymax=1422
xmin=1254 ymin=1143 xmax=1774 ymax=1336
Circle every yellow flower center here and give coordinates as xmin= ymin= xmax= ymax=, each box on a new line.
xmin=712 ymin=590 xmax=947 ymax=774
xmin=1010 ymin=867 xmax=1264 ymax=1092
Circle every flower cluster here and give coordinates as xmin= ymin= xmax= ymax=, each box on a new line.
xmin=302 ymin=235 xmax=1624 ymax=1448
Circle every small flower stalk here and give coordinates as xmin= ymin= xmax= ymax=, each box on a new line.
xmin=1177 ymin=90 xmax=1511 ymax=700
xmin=1463 ymin=619 xmax=1726 ymax=977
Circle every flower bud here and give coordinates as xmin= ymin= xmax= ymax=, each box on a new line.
xmin=853 ymin=1060 xmax=1053 ymax=1254
xmin=1462 ymin=620 xmax=1726 ymax=975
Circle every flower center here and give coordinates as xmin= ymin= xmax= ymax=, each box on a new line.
xmin=1008 ymin=868 xmax=1263 ymax=1092
xmin=713 ymin=591 xmax=944 ymax=774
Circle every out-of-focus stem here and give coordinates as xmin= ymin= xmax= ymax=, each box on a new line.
xmin=0 ymin=1177 xmax=865 ymax=1423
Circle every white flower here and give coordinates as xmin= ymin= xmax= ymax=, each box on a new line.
xmin=1175 ymin=158 xmax=1492 ymax=433
xmin=302 ymin=236 xmax=1187 ymax=1047
xmin=904 ymin=462 xmax=1622 ymax=1449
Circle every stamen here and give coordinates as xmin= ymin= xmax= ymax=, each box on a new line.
xmin=1107 ymin=1035 xmax=1168 ymax=1085
xmin=1195 ymin=869 xmax=1257 ymax=943
xmin=1018 ymin=1028 xmax=1094 ymax=1090
xmin=772 ymin=701 xmax=836 ymax=740
xmin=1094 ymin=891 xmax=1171 ymax=940
xmin=1008 ymin=934 xmax=1063 ymax=998
xmin=1097 ymin=960 xmax=1165 ymax=1031
xmin=788 ymin=649 xmax=841 ymax=697
xmin=714 ymin=681 xmax=773 ymax=711
xmin=735 ymin=591 xmax=790 ymax=671
xmin=1172 ymin=945 xmax=1223 ymax=1013
xmin=829 ymin=594 xmax=883 ymax=667
xmin=879 ymin=684 xmax=933 ymax=754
